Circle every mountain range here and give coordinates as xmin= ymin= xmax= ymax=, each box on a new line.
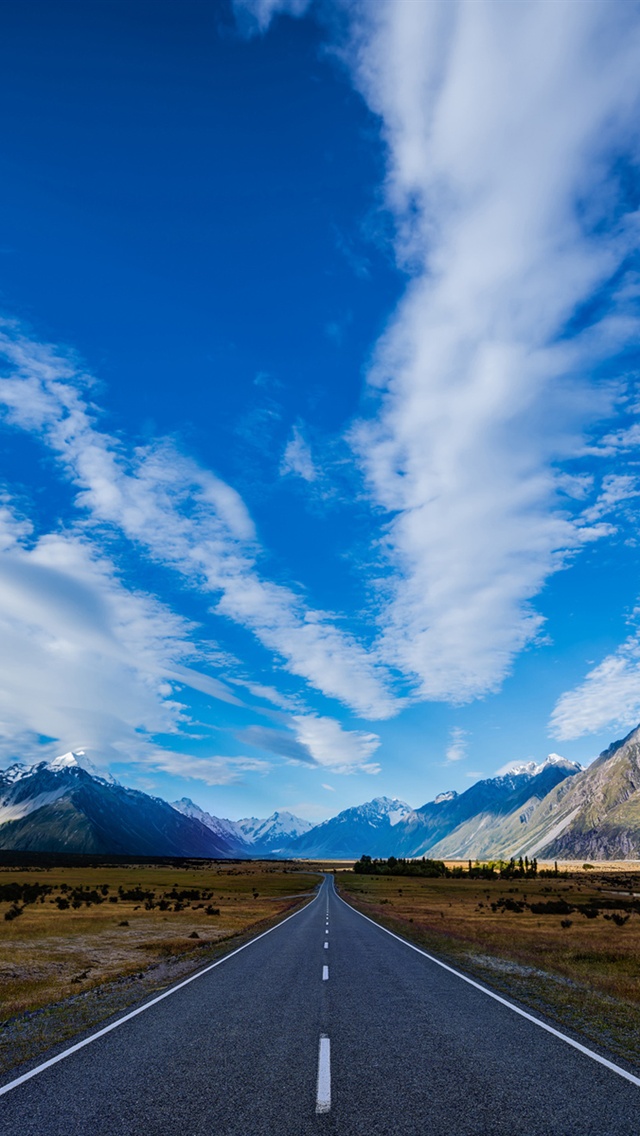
xmin=3 ymin=727 xmax=640 ymax=859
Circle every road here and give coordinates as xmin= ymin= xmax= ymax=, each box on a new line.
xmin=2 ymin=874 xmax=640 ymax=1134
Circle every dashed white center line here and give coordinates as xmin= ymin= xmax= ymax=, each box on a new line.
xmin=322 ymin=965 xmax=329 ymax=981
xmin=324 ymin=940 xmax=329 ymax=949
xmin=315 ymin=1035 xmax=331 ymax=1114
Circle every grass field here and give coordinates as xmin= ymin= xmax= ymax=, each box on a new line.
xmin=0 ymin=861 xmax=318 ymax=1019
xmin=4 ymin=857 xmax=640 ymax=1076
xmin=337 ymin=865 xmax=640 ymax=1066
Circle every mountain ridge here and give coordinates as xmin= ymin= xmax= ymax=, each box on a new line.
xmin=3 ymin=734 xmax=640 ymax=859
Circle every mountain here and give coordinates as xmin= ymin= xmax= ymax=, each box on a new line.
xmin=505 ymin=725 xmax=640 ymax=860
xmin=284 ymin=762 xmax=582 ymax=861
xmin=409 ymin=755 xmax=583 ymax=860
xmin=236 ymin=811 xmax=315 ymax=854
xmin=171 ymin=798 xmax=253 ymax=853
xmin=170 ymin=800 xmax=314 ymax=856
xmin=7 ymin=729 xmax=640 ymax=861
xmin=0 ymin=753 xmax=234 ymax=856
xmin=285 ymin=797 xmax=419 ymax=859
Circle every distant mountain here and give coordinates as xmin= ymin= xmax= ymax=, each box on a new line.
xmin=282 ymin=761 xmax=584 ymax=860
xmin=170 ymin=800 xmax=314 ymax=856
xmin=0 ymin=752 xmax=234 ymax=856
xmin=285 ymin=797 xmax=419 ymax=859
xmin=236 ymin=811 xmax=315 ymax=854
xmin=8 ymin=730 xmax=640 ymax=861
xmin=171 ymin=798 xmax=253 ymax=854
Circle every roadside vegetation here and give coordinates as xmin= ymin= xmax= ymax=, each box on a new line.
xmin=0 ymin=861 xmax=316 ymax=1023
xmin=339 ymin=859 xmax=640 ymax=1068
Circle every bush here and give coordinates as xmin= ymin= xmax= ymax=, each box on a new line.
xmin=529 ymin=899 xmax=574 ymax=916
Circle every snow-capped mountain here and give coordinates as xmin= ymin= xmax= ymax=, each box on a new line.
xmin=9 ymin=734 xmax=640 ymax=861
xmin=46 ymin=750 xmax=118 ymax=784
xmin=171 ymin=798 xmax=253 ymax=852
xmin=285 ymin=797 xmax=420 ymax=860
xmin=405 ymin=756 xmax=584 ymax=859
xmin=0 ymin=754 xmax=234 ymax=856
xmin=237 ymin=811 xmax=315 ymax=853
xmin=169 ymin=802 xmax=314 ymax=855
xmin=498 ymin=754 xmax=582 ymax=778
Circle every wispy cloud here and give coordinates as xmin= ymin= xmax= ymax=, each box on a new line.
xmin=238 ymin=713 xmax=381 ymax=774
xmin=291 ymin=713 xmax=381 ymax=774
xmin=0 ymin=496 xmax=205 ymax=766
xmin=280 ymin=424 xmax=318 ymax=482
xmin=236 ymin=0 xmax=640 ymax=705
xmin=550 ymin=634 xmax=640 ymax=741
xmin=139 ymin=751 xmax=271 ymax=786
xmin=343 ymin=0 xmax=640 ymax=702
xmin=445 ymin=726 xmax=468 ymax=763
xmin=0 ymin=322 xmax=398 ymax=720
xmin=581 ymin=474 xmax=640 ymax=523
xmin=233 ymin=0 xmax=311 ymax=36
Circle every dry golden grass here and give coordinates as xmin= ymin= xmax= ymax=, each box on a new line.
xmin=337 ymin=869 xmax=640 ymax=1005
xmin=0 ymin=862 xmax=317 ymax=1018
xmin=337 ymin=867 xmax=640 ymax=1065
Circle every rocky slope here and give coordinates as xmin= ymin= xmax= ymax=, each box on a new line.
xmin=417 ymin=756 xmax=583 ymax=859
xmin=521 ymin=726 xmax=640 ymax=859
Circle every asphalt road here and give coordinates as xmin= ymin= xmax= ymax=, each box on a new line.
xmin=2 ymin=874 xmax=640 ymax=1135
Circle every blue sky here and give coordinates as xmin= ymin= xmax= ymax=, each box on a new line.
xmin=1 ymin=0 xmax=640 ymax=821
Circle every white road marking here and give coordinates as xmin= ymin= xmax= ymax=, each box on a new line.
xmin=0 ymin=889 xmax=320 ymax=1098
xmin=336 ymin=887 xmax=640 ymax=1090
xmin=315 ymin=1035 xmax=331 ymax=1113
xmin=323 ymin=966 xmax=329 ymax=981
xmin=324 ymin=941 xmax=329 ymax=949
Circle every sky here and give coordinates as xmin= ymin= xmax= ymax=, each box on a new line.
xmin=1 ymin=0 xmax=640 ymax=822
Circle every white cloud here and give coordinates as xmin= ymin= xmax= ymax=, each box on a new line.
xmin=341 ymin=0 xmax=640 ymax=701
xmin=280 ymin=424 xmax=318 ymax=482
xmin=291 ymin=713 xmax=381 ymax=774
xmin=238 ymin=712 xmax=381 ymax=775
xmin=581 ymin=474 xmax=640 ymax=523
xmin=550 ymin=635 xmax=640 ymax=740
xmin=445 ymin=726 xmax=468 ymax=763
xmin=226 ymin=677 xmax=302 ymax=713
xmin=233 ymin=0 xmax=311 ymax=35
xmin=0 ymin=324 xmax=398 ymax=720
xmin=138 ymin=751 xmax=271 ymax=786
xmin=0 ymin=499 xmax=215 ymax=766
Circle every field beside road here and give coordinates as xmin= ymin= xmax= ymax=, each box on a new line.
xmin=337 ymin=865 xmax=640 ymax=1067
xmin=0 ymin=859 xmax=317 ymax=1075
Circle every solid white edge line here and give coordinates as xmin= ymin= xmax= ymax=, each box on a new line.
xmin=315 ymin=1034 xmax=331 ymax=1113
xmin=0 ymin=881 xmax=323 ymax=1098
xmin=322 ymin=965 xmax=329 ymax=981
xmin=335 ymin=884 xmax=640 ymax=1090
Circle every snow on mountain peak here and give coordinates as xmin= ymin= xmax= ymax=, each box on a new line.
xmin=170 ymin=798 xmax=249 ymax=846
xmin=238 ymin=810 xmax=315 ymax=844
xmin=434 ymin=790 xmax=458 ymax=804
xmin=46 ymin=751 xmax=117 ymax=784
xmin=497 ymin=754 xmax=582 ymax=778
xmin=358 ymin=797 xmax=414 ymax=826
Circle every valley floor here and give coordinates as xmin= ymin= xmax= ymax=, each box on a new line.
xmin=0 ymin=861 xmax=318 ymax=1076
xmin=338 ymin=865 xmax=640 ymax=1069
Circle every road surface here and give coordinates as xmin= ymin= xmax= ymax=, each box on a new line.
xmin=2 ymin=874 xmax=639 ymax=1134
